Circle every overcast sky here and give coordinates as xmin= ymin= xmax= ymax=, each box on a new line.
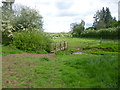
xmin=0 ymin=0 xmax=119 ymax=32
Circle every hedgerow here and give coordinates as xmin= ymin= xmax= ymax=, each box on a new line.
xmin=81 ymin=27 xmax=119 ymax=39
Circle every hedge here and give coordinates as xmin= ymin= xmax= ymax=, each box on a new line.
xmin=80 ymin=27 xmax=119 ymax=39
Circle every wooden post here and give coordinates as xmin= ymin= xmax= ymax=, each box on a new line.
xmin=55 ymin=43 xmax=57 ymax=52
xmin=64 ymin=41 xmax=66 ymax=50
xmin=66 ymin=41 xmax=68 ymax=49
xmin=60 ymin=42 xmax=61 ymax=50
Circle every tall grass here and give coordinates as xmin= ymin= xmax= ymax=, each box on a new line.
xmin=57 ymin=54 xmax=118 ymax=88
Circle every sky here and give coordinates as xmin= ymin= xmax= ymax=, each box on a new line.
xmin=0 ymin=0 xmax=119 ymax=32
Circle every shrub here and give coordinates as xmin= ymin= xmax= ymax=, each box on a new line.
xmin=12 ymin=31 xmax=52 ymax=53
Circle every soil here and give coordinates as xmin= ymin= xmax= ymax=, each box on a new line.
xmin=3 ymin=53 xmax=55 ymax=58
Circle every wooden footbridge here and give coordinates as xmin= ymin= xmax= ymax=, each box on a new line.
xmin=51 ymin=41 xmax=68 ymax=53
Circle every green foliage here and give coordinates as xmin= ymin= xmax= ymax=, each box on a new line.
xmin=71 ymin=20 xmax=85 ymax=37
xmin=1 ymin=1 xmax=15 ymax=45
xmin=93 ymin=7 xmax=116 ymax=30
xmin=81 ymin=27 xmax=119 ymax=39
xmin=72 ymin=26 xmax=84 ymax=37
xmin=12 ymin=6 xmax=43 ymax=32
xmin=2 ymin=30 xmax=13 ymax=45
xmin=110 ymin=21 xmax=120 ymax=27
xmin=1 ymin=4 xmax=43 ymax=45
xmin=12 ymin=31 xmax=52 ymax=53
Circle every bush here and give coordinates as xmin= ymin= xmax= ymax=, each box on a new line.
xmin=72 ymin=26 xmax=84 ymax=37
xmin=12 ymin=31 xmax=52 ymax=53
xmin=81 ymin=27 xmax=119 ymax=39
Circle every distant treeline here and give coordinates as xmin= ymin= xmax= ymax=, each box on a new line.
xmin=70 ymin=7 xmax=120 ymax=39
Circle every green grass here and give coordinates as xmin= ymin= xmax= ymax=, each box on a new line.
xmin=1 ymin=45 xmax=48 ymax=55
xmin=57 ymin=55 xmax=118 ymax=88
xmin=55 ymin=48 xmax=79 ymax=55
xmin=53 ymin=37 xmax=117 ymax=48
xmin=3 ymin=54 xmax=118 ymax=88
xmin=1 ymin=45 xmax=23 ymax=55
xmin=2 ymin=37 xmax=119 ymax=88
xmin=1 ymin=37 xmax=118 ymax=55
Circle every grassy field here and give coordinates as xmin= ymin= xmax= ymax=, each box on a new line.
xmin=2 ymin=37 xmax=119 ymax=88
xmin=53 ymin=37 xmax=118 ymax=48
xmin=2 ymin=54 xmax=118 ymax=88
xmin=53 ymin=37 xmax=118 ymax=55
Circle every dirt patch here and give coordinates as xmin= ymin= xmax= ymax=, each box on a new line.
xmin=3 ymin=53 xmax=55 ymax=58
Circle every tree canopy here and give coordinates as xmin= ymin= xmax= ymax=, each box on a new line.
xmin=12 ymin=6 xmax=43 ymax=32
xmin=93 ymin=7 xmax=116 ymax=30
xmin=70 ymin=20 xmax=85 ymax=37
xmin=1 ymin=3 xmax=43 ymax=45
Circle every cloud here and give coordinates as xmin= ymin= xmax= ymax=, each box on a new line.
xmin=57 ymin=10 xmax=80 ymax=17
xmin=55 ymin=0 xmax=73 ymax=10
xmin=0 ymin=0 xmax=119 ymax=32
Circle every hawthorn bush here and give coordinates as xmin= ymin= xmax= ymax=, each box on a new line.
xmin=12 ymin=31 xmax=52 ymax=53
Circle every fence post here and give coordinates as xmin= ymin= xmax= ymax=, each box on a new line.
xmin=59 ymin=42 xmax=61 ymax=50
xmin=55 ymin=43 xmax=57 ymax=52
xmin=64 ymin=41 xmax=67 ymax=49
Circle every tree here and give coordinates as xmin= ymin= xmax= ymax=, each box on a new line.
xmin=12 ymin=6 xmax=43 ymax=32
xmin=93 ymin=7 xmax=106 ymax=30
xmin=105 ymin=7 xmax=113 ymax=28
xmin=1 ymin=1 xmax=15 ymax=45
xmin=93 ymin=7 xmax=115 ymax=30
xmin=1 ymin=4 xmax=43 ymax=45
xmin=71 ymin=20 xmax=85 ymax=37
